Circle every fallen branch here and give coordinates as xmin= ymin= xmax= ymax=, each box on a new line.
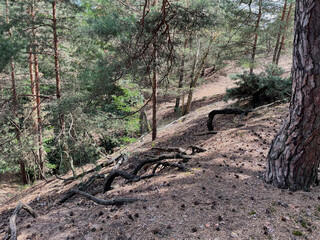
xmin=207 ymin=108 xmax=252 ymax=131
xmin=70 ymin=189 xmax=146 ymax=205
xmin=103 ymin=170 xmax=140 ymax=193
xmin=58 ymin=174 xmax=105 ymax=204
xmin=4 ymin=202 xmax=38 ymax=240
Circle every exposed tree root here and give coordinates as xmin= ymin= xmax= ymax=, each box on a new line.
xmin=70 ymin=189 xmax=146 ymax=205
xmin=152 ymin=161 xmax=189 ymax=172
xmin=132 ymin=153 xmax=194 ymax=175
xmin=61 ymin=150 xmax=198 ymax=204
xmin=58 ymin=174 xmax=105 ymax=204
xmin=103 ymin=170 xmax=140 ymax=193
xmin=207 ymin=108 xmax=251 ymax=131
xmin=103 ymin=152 xmax=194 ymax=193
xmin=137 ymin=161 xmax=189 ymax=180
xmin=4 ymin=202 xmax=38 ymax=240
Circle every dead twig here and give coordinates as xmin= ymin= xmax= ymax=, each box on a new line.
xmin=4 ymin=202 xmax=38 ymax=240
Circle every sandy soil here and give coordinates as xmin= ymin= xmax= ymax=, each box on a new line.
xmin=2 ymin=55 xmax=320 ymax=240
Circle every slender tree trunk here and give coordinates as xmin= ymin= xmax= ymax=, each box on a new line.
xmin=265 ymin=0 xmax=320 ymax=191
xmin=181 ymin=38 xmax=200 ymax=116
xmin=139 ymin=107 xmax=150 ymax=134
xmin=52 ymin=0 xmax=75 ymax=176
xmin=174 ymin=38 xmax=188 ymax=113
xmin=272 ymin=0 xmax=287 ymax=64
xmin=152 ymin=42 xmax=158 ymax=141
xmin=6 ymin=0 xmax=27 ymax=184
xmin=27 ymin=6 xmax=39 ymax=181
xmin=183 ymin=36 xmax=214 ymax=116
xmin=31 ymin=1 xmax=44 ymax=178
xmin=249 ymin=0 xmax=262 ymax=74
xmin=275 ymin=2 xmax=293 ymax=65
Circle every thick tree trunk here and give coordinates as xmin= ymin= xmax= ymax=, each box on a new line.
xmin=272 ymin=0 xmax=287 ymax=64
xmin=275 ymin=2 xmax=293 ymax=66
xmin=6 ymin=0 xmax=27 ymax=184
xmin=249 ymin=0 xmax=262 ymax=74
xmin=265 ymin=0 xmax=320 ymax=190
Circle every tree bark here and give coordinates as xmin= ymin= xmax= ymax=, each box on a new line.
xmin=275 ymin=2 xmax=293 ymax=65
xmin=52 ymin=0 xmax=75 ymax=176
xmin=174 ymin=38 xmax=188 ymax=113
xmin=249 ymin=0 xmax=262 ymax=74
xmin=152 ymin=42 xmax=158 ymax=141
xmin=183 ymin=36 xmax=214 ymax=115
xmin=31 ymin=0 xmax=44 ymax=178
xmin=265 ymin=0 xmax=320 ymax=190
xmin=272 ymin=0 xmax=287 ymax=64
xmin=6 ymin=0 xmax=27 ymax=184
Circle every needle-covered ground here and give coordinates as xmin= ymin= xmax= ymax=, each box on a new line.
xmin=2 ymin=55 xmax=320 ymax=240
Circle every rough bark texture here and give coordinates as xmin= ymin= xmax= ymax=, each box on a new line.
xmin=265 ymin=0 xmax=320 ymax=190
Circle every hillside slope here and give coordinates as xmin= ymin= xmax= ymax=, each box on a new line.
xmin=2 ymin=56 xmax=320 ymax=240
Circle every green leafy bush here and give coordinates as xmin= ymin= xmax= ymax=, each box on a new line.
xmin=224 ymin=65 xmax=291 ymax=107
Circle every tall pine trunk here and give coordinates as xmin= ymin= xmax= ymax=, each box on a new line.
xmin=272 ymin=0 xmax=287 ymax=64
xmin=249 ymin=0 xmax=262 ymax=74
xmin=152 ymin=42 xmax=158 ymax=141
xmin=6 ymin=0 xmax=27 ymax=184
xmin=265 ymin=0 xmax=320 ymax=190
xmin=174 ymin=38 xmax=189 ymax=113
xmin=275 ymin=2 xmax=293 ymax=65
xmin=52 ymin=0 xmax=76 ymax=176
xmin=31 ymin=1 xmax=44 ymax=178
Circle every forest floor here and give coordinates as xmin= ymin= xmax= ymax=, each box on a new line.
xmin=2 ymin=55 xmax=320 ymax=240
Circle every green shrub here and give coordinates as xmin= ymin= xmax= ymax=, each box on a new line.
xmin=224 ymin=65 xmax=291 ymax=107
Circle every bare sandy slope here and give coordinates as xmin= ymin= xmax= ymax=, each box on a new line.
xmin=2 ymin=55 xmax=320 ymax=240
